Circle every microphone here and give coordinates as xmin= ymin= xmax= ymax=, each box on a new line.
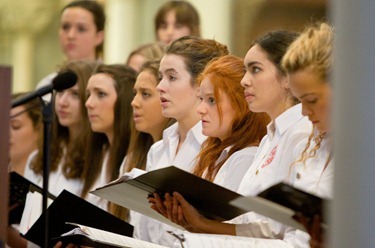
xmin=11 ymin=70 xmax=78 ymax=108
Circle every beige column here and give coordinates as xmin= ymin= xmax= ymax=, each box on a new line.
xmin=104 ymin=0 xmax=139 ymax=64
xmin=12 ymin=33 xmax=34 ymax=92
xmin=188 ymin=0 xmax=232 ymax=50
xmin=0 ymin=0 xmax=55 ymax=92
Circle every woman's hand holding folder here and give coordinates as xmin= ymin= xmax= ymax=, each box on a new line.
xmin=149 ymin=191 xmax=236 ymax=235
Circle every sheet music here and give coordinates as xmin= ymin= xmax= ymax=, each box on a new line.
xmin=181 ymin=233 xmax=293 ymax=248
xmin=108 ymin=168 xmax=147 ymax=185
xmin=19 ymin=191 xmax=53 ymax=235
xmin=67 ymin=223 xmax=168 ymax=248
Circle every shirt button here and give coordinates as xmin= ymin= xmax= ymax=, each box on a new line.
xmin=296 ymin=173 xmax=301 ymax=179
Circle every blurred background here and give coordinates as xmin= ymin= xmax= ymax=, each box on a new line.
xmin=0 ymin=0 xmax=327 ymax=92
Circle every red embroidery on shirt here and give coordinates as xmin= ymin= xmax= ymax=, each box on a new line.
xmin=261 ymin=145 xmax=278 ymax=168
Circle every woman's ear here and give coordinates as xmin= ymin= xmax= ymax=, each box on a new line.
xmin=281 ymin=74 xmax=290 ymax=90
xmin=95 ymin=31 xmax=105 ymax=46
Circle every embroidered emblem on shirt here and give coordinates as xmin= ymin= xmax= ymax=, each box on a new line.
xmin=261 ymin=145 xmax=278 ymax=169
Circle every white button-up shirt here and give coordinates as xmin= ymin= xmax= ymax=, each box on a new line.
xmin=289 ymin=133 xmax=333 ymax=198
xmin=237 ymin=104 xmax=312 ymax=197
xmin=213 ymin=146 xmax=258 ymax=192
xmin=133 ymin=122 xmax=206 ymax=247
xmin=134 ymin=123 xmax=260 ymax=247
xmin=234 ymin=104 xmax=313 ymax=247
xmin=283 ymin=133 xmax=333 ymax=247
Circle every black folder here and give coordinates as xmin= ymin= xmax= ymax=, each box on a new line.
xmin=8 ymin=171 xmax=55 ymax=225
xmin=93 ymin=166 xmax=328 ymax=233
xmin=230 ymin=182 xmax=328 ymax=231
xmin=22 ymin=190 xmax=134 ymax=247
xmin=257 ymin=182 xmax=325 ymax=220
xmin=92 ymin=166 xmax=247 ymax=225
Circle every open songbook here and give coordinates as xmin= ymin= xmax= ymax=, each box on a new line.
xmin=173 ymin=232 xmax=294 ymax=248
xmin=53 ymin=222 xmax=168 ymax=248
xmin=92 ymin=166 xmax=327 ymax=232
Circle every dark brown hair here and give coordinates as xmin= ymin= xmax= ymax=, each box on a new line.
xmin=155 ymin=0 xmax=200 ymax=38
xmin=252 ymin=30 xmax=300 ymax=105
xmin=11 ymin=93 xmax=43 ymax=131
xmin=125 ymin=60 xmax=175 ymax=172
xmin=81 ymin=64 xmax=137 ymax=198
xmin=165 ymin=36 xmax=228 ymax=85
xmin=62 ymin=0 xmax=106 ymax=58
xmin=31 ymin=60 xmax=99 ymax=179
xmin=109 ymin=60 xmax=175 ymax=220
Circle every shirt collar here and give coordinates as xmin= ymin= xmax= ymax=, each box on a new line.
xmin=189 ymin=121 xmax=207 ymax=144
xmin=268 ymin=103 xmax=305 ymax=138
xmin=162 ymin=121 xmax=207 ymax=145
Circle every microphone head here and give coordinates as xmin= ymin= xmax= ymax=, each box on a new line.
xmin=52 ymin=70 xmax=78 ymax=91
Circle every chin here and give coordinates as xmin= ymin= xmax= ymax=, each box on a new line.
xmin=135 ymin=125 xmax=146 ymax=133
xmin=90 ymin=125 xmax=102 ymax=133
xmin=316 ymin=125 xmax=328 ymax=134
xmin=161 ymin=110 xmax=174 ymax=119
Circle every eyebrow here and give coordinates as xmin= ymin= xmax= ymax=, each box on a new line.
xmin=87 ymin=86 xmax=105 ymax=92
xmin=134 ymin=86 xmax=152 ymax=91
xmin=299 ymin=92 xmax=316 ymax=99
xmin=202 ymin=91 xmax=214 ymax=96
xmin=245 ymin=61 xmax=262 ymax=69
xmin=163 ymin=68 xmax=178 ymax=74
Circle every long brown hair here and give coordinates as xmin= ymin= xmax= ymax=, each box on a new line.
xmin=31 ymin=60 xmax=98 ymax=179
xmin=124 ymin=60 xmax=175 ymax=172
xmin=81 ymin=64 xmax=137 ymax=198
xmin=110 ymin=60 xmax=174 ymax=220
xmin=193 ymin=55 xmax=269 ymax=181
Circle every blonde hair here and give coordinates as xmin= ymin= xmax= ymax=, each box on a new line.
xmin=292 ymin=127 xmax=327 ymax=167
xmin=282 ymin=22 xmax=334 ymax=81
xmin=126 ymin=42 xmax=165 ymax=65
xmin=284 ymin=22 xmax=334 ymax=168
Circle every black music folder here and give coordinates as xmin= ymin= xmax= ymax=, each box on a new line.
xmin=230 ymin=182 xmax=328 ymax=231
xmin=93 ymin=166 xmax=327 ymax=232
xmin=8 ymin=171 xmax=55 ymax=225
xmin=22 ymin=190 xmax=134 ymax=247
xmin=91 ymin=166 xmax=247 ymax=229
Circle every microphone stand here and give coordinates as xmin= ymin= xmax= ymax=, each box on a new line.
xmin=40 ymin=96 xmax=53 ymax=248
